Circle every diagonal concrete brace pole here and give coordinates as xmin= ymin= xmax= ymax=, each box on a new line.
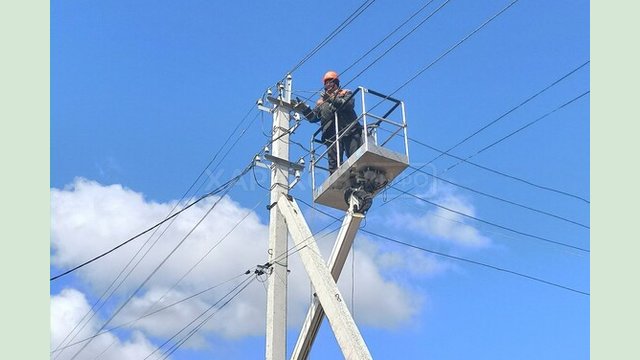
xmin=291 ymin=210 xmax=364 ymax=360
xmin=277 ymin=196 xmax=372 ymax=360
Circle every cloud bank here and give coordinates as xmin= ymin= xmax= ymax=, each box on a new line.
xmin=51 ymin=178 xmax=447 ymax=356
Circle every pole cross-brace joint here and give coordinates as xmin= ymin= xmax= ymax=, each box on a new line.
xmin=277 ymin=196 xmax=372 ymax=360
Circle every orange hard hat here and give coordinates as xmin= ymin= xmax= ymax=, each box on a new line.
xmin=322 ymin=70 xmax=339 ymax=83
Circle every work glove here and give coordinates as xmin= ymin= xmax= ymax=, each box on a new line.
xmin=292 ymin=97 xmax=310 ymax=112
xmin=330 ymin=96 xmax=345 ymax=107
xmin=292 ymin=97 xmax=313 ymax=120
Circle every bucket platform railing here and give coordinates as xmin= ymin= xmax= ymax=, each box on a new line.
xmin=309 ymin=86 xmax=410 ymax=211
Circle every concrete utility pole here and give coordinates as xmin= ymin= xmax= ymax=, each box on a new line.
xmin=265 ymin=75 xmax=292 ymax=360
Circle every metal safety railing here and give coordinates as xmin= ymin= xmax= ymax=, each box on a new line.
xmin=310 ymin=86 xmax=409 ymax=190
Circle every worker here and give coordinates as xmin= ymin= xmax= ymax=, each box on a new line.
xmin=293 ymin=70 xmax=363 ymax=173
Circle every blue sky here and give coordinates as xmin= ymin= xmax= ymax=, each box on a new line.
xmin=51 ymin=1 xmax=589 ymax=359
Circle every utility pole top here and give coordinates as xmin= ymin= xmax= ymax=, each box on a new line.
xmin=264 ymin=74 xmax=293 ymax=360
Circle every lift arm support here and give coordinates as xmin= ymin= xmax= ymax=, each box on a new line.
xmin=290 ymin=209 xmax=364 ymax=360
xmin=277 ymin=196 xmax=371 ymax=360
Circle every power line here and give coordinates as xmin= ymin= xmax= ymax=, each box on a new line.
xmin=420 ymin=61 xmax=589 ymax=177
xmin=342 ymin=0 xmax=452 ymax=89
xmin=67 ymin=165 xmax=253 ymax=360
xmin=84 ymin=118 xmax=312 ymax=359
xmin=318 ymin=0 xmax=523 ymax=142
xmin=340 ymin=0 xmax=439 ymax=77
xmin=143 ymin=274 xmax=257 ymax=360
xmin=82 ymin=175 xmax=248 ymax=360
xmin=114 ymin=194 xmax=270 ymax=342
xmin=295 ymin=197 xmax=588 ymax=296
xmin=380 ymin=61 xmax=590 ymax=207
xmin=405 ymin=165 xmax=589 ymax=229
xmin=286 ymin=0 xmax=377 ymax=76
xmin=268 ymin=219 xmax=342 ymax=271
xmin=361 ymin=227 xmax=589 ymax=296
xmin=159 ymin=277 xmax=257 ymax=360
xmin=402 ymin=133 xmax=590 ymax=203
xmin=71 ymin=127 xmax=301 ymax=358
xmin=389 ymin=185 xmax=589 ymax=253
xmin=293 ymin=0 xmax=450 ymax=104
xmin=52 ymin=108 xmax=268 ymax=284
xmin=49 ymin=173 xmax=243 ymax=282
xmin=50 ymin=271 xmax=249 ymax=353
xmin=53 ymin=174 xmax=246 ymax=359
xmin=53 ymin=107 xmax=266 ymax=360
xmin=381 ymin=0 xmax=521 ymax=102
xmin=443 ymin=90 xmax=590 ymax=173
xmin=89 ymin=194 xmax=269 ymax=359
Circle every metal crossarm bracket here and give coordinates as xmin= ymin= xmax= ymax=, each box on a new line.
xmin=277 ymin=196 xmax=372 ymax=360
xmin=264 ymin=154 xmax=305 ymax=172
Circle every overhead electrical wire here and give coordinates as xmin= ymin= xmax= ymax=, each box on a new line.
xmin=359 ymin=227 xmax=589 ymax=296
xmin=404 ymin=164 xmax=589 ymax=229
xmin=388 ymin=185 xmax=588 ymax=253
xmin=286 ymin=0 xmax=377 ymax=76
xmin=67 ymin=165 xmax=253 ymax=360
xmin=293 ymin=0 xmax=451 ymax=104
xmin=144 ymin=275 xmax=258 ymax=360
xmin=142 ymin=215 xmax=344 ymax=359
xmin=52 ymin=107 xmax=268 ymax=286
xmin=51 ymin=1 xmax=591 ymax=357
xmin=331 ymin=0 xmax=522 ymax=148
xmin=295 ymin=197 xmax=589 ymax=296
xmin=369 ymin=0 xmax=521 ymax=107
xmin=56 ymin=189 xmax=330 ymax=356
xmin=159 ymin=277 xmax=258 ymax=360
xmin=340 ymin=0 xmax=439 ymax=77
xmin=378 ymin=62 xmax=590 ymax=208
xmin=411 ymin=61 xmax=590 ymax=179
xmin=341 ymin=0 xmax=452 ymax=89
xmin=302 ymin=0 xmax=525 ymax=161
xmin=53 ymin=171 xmax=253 ymax=359
xmin=75 ymin=170 xmax=249 ymax=360
xmin=68 ymin=118 xmax=311 ymax=358
xmin=53 ymin=88 xmax=312 ymax=355
xmin=52 ymin=104 xmax=263 ymax=360
xmin=442 ymin=90 xmax=590 ymax=173
xmin=90 ymin=194 xmax=269 ymax=358
xmin=49 ymin=173 xmax=244 ymax=282
xmin=117 ymin=194 xmax=270 ymax=331
xmin=372 ymin=92 xmax=591 ymax=247
xmin=72 ymin=170 xmax=250 ymax=360
xmin=50 ymin=271 xmax=249 ymax=353
xmin=400 ymin=133 xmax=591 ymax=203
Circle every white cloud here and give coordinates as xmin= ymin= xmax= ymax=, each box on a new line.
xmin=388 ymin=186 xmax=491 ymax=249
xmin=51 ymin=178 xmax=440 ymax=353
xmin=51 ymin=288 xmax=156 ymax=360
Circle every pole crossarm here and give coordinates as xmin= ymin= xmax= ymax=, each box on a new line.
xmin=277 ymin=196 xmax=372 ymax=360
xmin=291 ymin=210 xmax=364 ymax=360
